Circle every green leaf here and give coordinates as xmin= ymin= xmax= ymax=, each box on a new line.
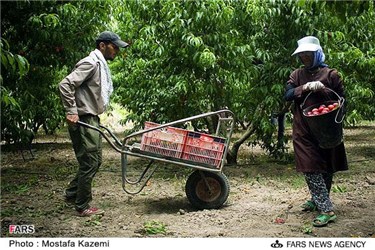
xmin=1 ymin=52 xmax=9 ymax=69
xmin=6 ymin=52 xmax=16 ymax=72
xmin=15 ymin=55 xmax=30 ymax=77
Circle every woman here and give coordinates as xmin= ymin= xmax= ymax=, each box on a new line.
xmin=284 ymin=36 xmax=348 ymax=227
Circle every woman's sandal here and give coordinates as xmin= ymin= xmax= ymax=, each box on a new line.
xmin=301 ymin=200 xmax=317 ymax=212
xmin=312 ymin=213 xmax=337 ymax=227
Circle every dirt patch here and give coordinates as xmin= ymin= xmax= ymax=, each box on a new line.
xmin=1 ymin=123 xmax=375 ymax=238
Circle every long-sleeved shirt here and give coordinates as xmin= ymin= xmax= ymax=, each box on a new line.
xmin=59 ymin=53 xmax=105 ymax=116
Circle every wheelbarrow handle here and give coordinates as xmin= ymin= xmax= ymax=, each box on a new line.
xmin=76 ymin=120 xmax=100 ymax=131
xmin=76 ymin=121 xmax=124 ymax=153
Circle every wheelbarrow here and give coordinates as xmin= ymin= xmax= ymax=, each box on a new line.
xmin=77 ymin=109 xmax=235 ymax=209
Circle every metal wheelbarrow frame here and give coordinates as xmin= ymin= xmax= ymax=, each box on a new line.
xmin=77 ymin=109 xmax=235 ymax=209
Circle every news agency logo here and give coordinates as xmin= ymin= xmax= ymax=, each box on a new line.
xmin=9 ymin=225 xmax=35 ymax=234
xmin=271 ymin=240 xmax=284 ymax=248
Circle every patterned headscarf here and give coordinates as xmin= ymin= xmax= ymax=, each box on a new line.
xmin=307 ymin=48 xmax=328 ymax=69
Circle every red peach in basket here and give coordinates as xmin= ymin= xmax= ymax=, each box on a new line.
xmin=306 ymin=102 xmax=339 ymax=116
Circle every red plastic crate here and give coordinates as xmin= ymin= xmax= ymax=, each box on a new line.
xmin=182 ymin=131 xmax=226 ymax=168
xmin=140 ymin=122 xmax=188 ymax=158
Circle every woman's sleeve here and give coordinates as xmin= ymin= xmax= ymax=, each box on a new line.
xmin=284 ymin=83 xmax=296 ymax=101
xmin=328 ymin=69 xmax=346 ymax=114
xmin=284 ymin=69 xmax=306 ymax=101
xmin=329 ymin=69 xmax=345 ymax=97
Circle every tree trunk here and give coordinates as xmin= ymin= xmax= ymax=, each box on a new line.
xmin=226 ymin=122 xmax=256 ymax=165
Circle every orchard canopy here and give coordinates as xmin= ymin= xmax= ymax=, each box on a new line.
xmin=1 ymin=0 xmax=374 ymax=163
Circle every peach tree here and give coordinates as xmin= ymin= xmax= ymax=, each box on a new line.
xmin=112 ymin=0 xmax=374 ymax=163
xmin=1 ymin=0 xmax=111 ymax=145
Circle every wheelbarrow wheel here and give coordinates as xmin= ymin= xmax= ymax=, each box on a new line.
xmin=185 ymin=170 xmax=230 ymax=210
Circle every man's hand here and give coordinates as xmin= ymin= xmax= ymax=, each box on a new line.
xmin=66 ymin=114 xmax=79 ymax=126
xmin=303 ymin=81 xmax=325 ymax=91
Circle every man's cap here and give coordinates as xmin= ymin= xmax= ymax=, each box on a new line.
xmin=292 ymin=36 xmax=322 ymax=56
xmin=96 ymin=31 xmax=129 ymax=48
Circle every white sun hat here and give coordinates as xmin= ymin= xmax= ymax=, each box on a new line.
xmin=291 ymin=36 xmax=322 ymax=56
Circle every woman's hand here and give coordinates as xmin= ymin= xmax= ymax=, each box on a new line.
xmin=303 ymin=81 xmax=325 ymax=91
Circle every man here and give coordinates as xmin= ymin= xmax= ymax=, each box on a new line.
xmin=59 ymin=31 xmax=129 ymax=216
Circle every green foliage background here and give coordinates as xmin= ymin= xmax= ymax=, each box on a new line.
xmin=1 ymin=0 xmax=374 ymax=161
xmin=1 ymin=0 xmax=112 ymax=143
